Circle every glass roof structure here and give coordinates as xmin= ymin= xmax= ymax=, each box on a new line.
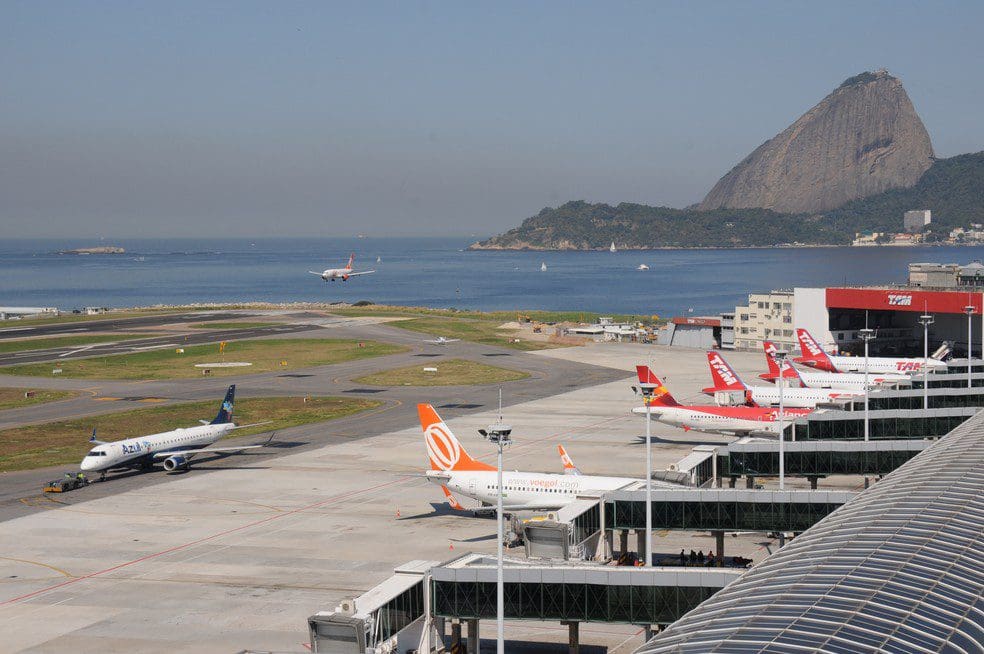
xmin=636 ymin=410 xmax=984 ymax=653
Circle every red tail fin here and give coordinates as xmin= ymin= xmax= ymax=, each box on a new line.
xmin=418 ymin=404 xmax=496 ymax=472
xmin=634 ymin=366 xmax=679 ymax=406
xmin=706 ymin=352 xmax=745 ymax=390
xmin=795 ymin=329 xmax=835 ymax=371
xmin=763 ymin=341 xmax=798 ymax=380
xmin=346 ymin=253 xmax=355 ymax=270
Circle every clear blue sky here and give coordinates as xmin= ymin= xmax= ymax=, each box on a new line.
xmin=2 ymin=1 xmax=982 ymax=238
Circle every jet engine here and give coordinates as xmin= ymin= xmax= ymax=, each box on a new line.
xmin=163 ymin=455 xmax=189 ymax=472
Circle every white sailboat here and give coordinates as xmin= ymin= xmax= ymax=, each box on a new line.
xmin=609 ymin=241 xmax=617 ymax=253
xmin=540 ymin=262 xmax=547 ymax=272
xmin=637 ymin=264 xmax=649 ymax=270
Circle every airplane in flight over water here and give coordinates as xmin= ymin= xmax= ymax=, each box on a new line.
xmin=308 ymin=253 xmax=375 ymax=282
xmin=702 ymin=351 xmax=863 ymax=408
xmin=632 ymin=366 xmax=810 ymax=437
xmin=424 ymin=336 xmax=461 ymax=345
xmin=795 ymin=328 xmax=949 ymax=374
xmin=417 ymin=404 xmax=677 ymax=513
xmin=80 ymin=385 xmax=271 ymax=479
xmin=759 ymin=341 xmax=911 ymax=389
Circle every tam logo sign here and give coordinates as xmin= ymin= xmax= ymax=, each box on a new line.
xmin=887 ymin=294 xmax=913 ymax=306
xmin=897 ymin=361 xmax=923 ymax=372
xmin=709 ymin=354 xmax=740 ymax=387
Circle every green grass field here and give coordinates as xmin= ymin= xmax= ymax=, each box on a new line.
xmin=0 ymin=388 xmax=79 ymax=411
xmin=0 ymin=333 xmax=155 ymax=355
xmin=388 ymin=317 xmax=556 ymax=351
xmin=332 ymin=304 xmax=652 ymax=324
xmin=189 ymin=322 xmax=283 ymax=329
xmin=354 ymin=358 xmax=529 ymax=386
xmin=0 ymin=338 xmax=407 ymax=380
xmin=0 ymin=395 xmax=381 ymax=472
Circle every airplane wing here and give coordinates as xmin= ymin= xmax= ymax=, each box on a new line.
xmin=152 ymin=444 xmax=265 ymax=459
xmin=345 ymin=270 xmax=375 ymax=276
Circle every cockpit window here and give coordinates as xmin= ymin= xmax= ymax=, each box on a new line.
xmin=87 ymin=450 xmax=107 ymax=457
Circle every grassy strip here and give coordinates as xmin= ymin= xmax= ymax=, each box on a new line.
xmin=0 ymin=333 xmax=154 ymax=355
xmin=0 ymin=396 xmax=381 ymax=472
xmin=332 ymin=304 xmax=651 ymax=324
xmin=189 ymin=322 xmax=283 ymax=329
xmin=389 ymin=317 xmax=558 ymax=351
xmin=0 ymin=388 xmax=79 ymax=411
xmin=354 ymin=358 xmax=529 ymax=387
xmin=0 ymin=338 xmax=407 ymax=380
xmin=0 ymin=309 xmax=201 ymax=327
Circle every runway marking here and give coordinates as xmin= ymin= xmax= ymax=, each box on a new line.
xmin=0 ymin=557 xmax=74 ymax=579
xmin=1 ymin=475 xmax=411 ymax=606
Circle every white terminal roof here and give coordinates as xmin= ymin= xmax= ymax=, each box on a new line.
xmin=636 ymin=410 xmax=984 ymax=654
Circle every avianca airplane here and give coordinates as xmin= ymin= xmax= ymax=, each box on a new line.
xmin=418 ymin=404 xmax=673 ymax=513
xmin=795 ymin=328 xmax=948 ymax=374
xmin=702 ymin=351 xmax=862 ymax=408
xmin=80 ymin=386 xmax=270 ymax=479
xmin=308 ymin=253 xmax=375 ymax=282
xmin=759 ymin=341 xmax=910 ymax=390
xmin=633 ymin=366 xmax=810 ymax=437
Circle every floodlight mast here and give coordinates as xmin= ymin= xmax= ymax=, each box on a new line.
xmin=478 ymin=388 xmax=511 ymax=654
xmin=918 ymin=314 xmax=934 ymax=410
xmin=774 ymin=351 xmax=787 ymax=490
xmin=634 ymin=380 xmax=658 ymax=567
xmin=859 ymin=329 xmax=875 ymax=442
xmin=965 ymin=305 xmax=976 ymax=388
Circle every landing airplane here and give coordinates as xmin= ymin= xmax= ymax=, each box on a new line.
xmin=80 ymin=386 xmax=271 ymax=479
xmin=795 ymin=328 xmax=948 ymax=374
xmin=703 ymin=351 xmax=862 ymax=408
xmin=759 ymin=341 xmax=910 ymax=390
xmin=308 ymin=253 xmax=375 ymax=282
xmin=632 ymin=366 xmax=811 ymax=437
xmin=418 ymin=404 xmax=673 ymax=513
xmin=424 ymin=336 xmax=461 ymax=345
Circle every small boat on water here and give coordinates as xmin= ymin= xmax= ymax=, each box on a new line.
xmin=540 ymin=262 xmax=547 ymax=272
xmin=376 ymin=256 xmax=382 ymax=263
xmin=637 ymin=264 xmax=649 ymax=271
xmin=609 ymin=241 xmax=617 ymax=253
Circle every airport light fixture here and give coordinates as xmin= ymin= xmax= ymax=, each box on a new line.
xmin=774 ymin=351 xmax=787 ymax=491
xmin=918 ymin=314 xmax=934 ymax=410
xmin=632 ymin=380 xmax=658 ymax=567
xmin=478 ymin=389 xmax=511 ymax=654
xmin=965 ymin=305 xmax=976 ymax=388
xmin=859 ymin=329 xmax=875 ymax=442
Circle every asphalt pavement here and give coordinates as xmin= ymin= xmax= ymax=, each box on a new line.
xmin=0 ymin=311 xmax=257 ymax=340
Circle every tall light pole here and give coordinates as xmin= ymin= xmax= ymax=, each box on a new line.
xmin=965 ymin=305 xmax=975 ymax=388
xmin=774 ymin=351 xmax=787 ymax=490
xmin=633 ymin=381 xmax=657 ymax=567
xmin=859 ymin=329 xmax=875 ymax=442
xmin=918 ymin=313 xmax=934 ymax=409
xmin=479 ymin=390 xmax=512 ymax=654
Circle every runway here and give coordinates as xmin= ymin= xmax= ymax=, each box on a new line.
xmin=0 ymin=311 xmax=259 ymax=340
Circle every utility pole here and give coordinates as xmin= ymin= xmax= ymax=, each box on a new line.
xmin=479 ymin=389 xmax=512 ymax=654
xmin=918 ymin=313 xmax=934 ymax=410
xmin=859 ymin=329 xmax=875 ymax=442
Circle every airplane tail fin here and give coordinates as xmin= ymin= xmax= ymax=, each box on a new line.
xmin=931 ymin=342 xmax=951 ymax=361
xmin=795 ymin=329 xmax=834 ymax=370
xmin=763 ymin=341 xmax=800 ymax=381
xmin=635 ymin=366 xmax=680 ymax=407
xmin=558 ymin=445 xmax=582 ymax=475
xmin=706 ymin=352 xmax=745 ymax=390
xmin=210 ymin=385 xmax=235 ymax=424
xmin=346 ymin=253 xmax=355 ymax=270
xmin=418 ymin=404 xmax=496 ymax=472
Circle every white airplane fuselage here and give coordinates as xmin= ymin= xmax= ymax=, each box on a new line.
xmin=713 ymin=385 xmax=861 ymax=408
xmin=809 ymin=355 xmax=947 ymax=375
xmin=633 ymin=406 xmax=806 ymax=437
xmin=427 ymin=470 xmax=640 ymax=511
xmin=794 ymin=369 xmax=910 ymax=390
xmin=80 ymin=423 xmax=235 ymax=473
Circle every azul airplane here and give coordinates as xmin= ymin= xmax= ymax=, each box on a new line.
xmin=418 ymin=404 xmax=674 ymax=513
xmin=795 ymin=328 xmax=949 ymax=374
xmin=702 ymin=351 xmax=862 ymax=408
xmin=759 ymin=341 xmax=910 ymax=390
xmin=80 ymin=386 xmax=270 ymax=479
xmin=308 ymin=253 xmax=375 ymax=282
xmin=632 ymin=366 xmax=811 ymax=437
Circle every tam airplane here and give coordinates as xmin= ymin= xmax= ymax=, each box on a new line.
xmin=80 ymin=386 xmax=270 ymax=479
xmin=418 ymin=404 xmax=673 ymax=513
xmin=702 ymin=351 xmax=862 ymax=408
xmin=795 ymin=328 xmax=948 ymax=374
xmin=759 ymin=341 xmax=910 ymax=390
xmin=308 ymin=253 xmax=375 ymax=282
xmin=632 ymin=366 xmax=810 ymax=437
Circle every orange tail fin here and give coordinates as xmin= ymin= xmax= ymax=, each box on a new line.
xmin=634 ymin=366 xmax=679 ymax=407
xmin=418 ymin=404 xmax=496 ymax=472
xmin=346 ymin=253 xmax=355 ymax=270
xmin=558 ymin=444 xmax=581 ymax=475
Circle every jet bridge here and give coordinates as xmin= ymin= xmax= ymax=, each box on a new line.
xmin=791 ymin=406 xmax=979 ymax=440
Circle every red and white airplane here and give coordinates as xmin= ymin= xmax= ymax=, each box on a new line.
xmin=759 ymin=341 xmax=910 ymax=390
xmin=418 ymin=404 xmax=674 ymax=513
xmin=633 ymin=366 xmax=810 ymax=437
xmin=702 ymin=351 xmax=861 ymax=408
xmin=795 ymin=328 xmax=948 ymax=374
xmin=308 ymin=253 xmax=375 ymax=282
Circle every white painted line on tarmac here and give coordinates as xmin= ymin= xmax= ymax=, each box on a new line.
xmin=0 ymin=327 xmax=32 ymax=333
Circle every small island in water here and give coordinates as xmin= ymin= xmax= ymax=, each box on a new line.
xmin=57 ymin=246 xmax=126 ymax=255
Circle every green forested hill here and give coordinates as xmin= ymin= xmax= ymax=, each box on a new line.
xmin=471 ymin=152 xmax=984 ymax=249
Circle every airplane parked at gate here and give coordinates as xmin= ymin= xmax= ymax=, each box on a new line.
xmin=795 ymin=329 xmax=948 ymax=374
xmin=418 ymin=404 xmax=675 ymax=513
xmin=702 ymin=351 xmax=862 ymax=408
xmin=308 ymin=253 xmax=375 ymax=282
xmin=759 ymin=341 xmax=910 ymax=389
xmin=80 ymin=386 xmax=271 ymax=479
xmin=633 ymin=366 xmax=810 ymax=437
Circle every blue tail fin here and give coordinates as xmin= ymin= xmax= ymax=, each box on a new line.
xmin=211 ymin=385 xmax=235 ymax=424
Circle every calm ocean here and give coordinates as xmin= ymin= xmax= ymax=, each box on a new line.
xmin=3 ymin=238 xmax=984 ymax=317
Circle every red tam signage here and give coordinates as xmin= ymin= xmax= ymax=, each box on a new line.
xmin=826 ymin=288 xmax=984 ymax=314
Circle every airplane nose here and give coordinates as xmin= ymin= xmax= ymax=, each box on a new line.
xmin=80 ymin=458 xmax=93 ymax=471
